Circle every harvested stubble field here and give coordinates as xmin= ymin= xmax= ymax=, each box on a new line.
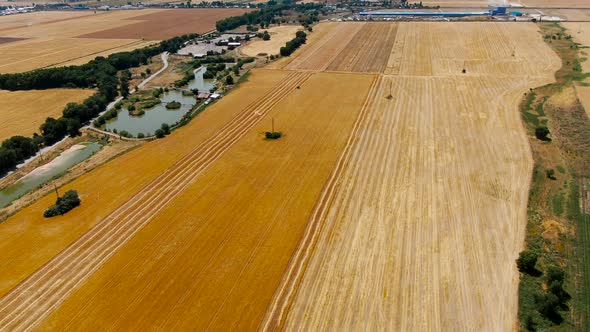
xmin=240 ymin=25 xmax=303 ymax=57
xmin=0 ymin=9 xmax=240 ymax=73
xmin=0 ymin=21 xmax=563 ymax=331
xmin=0 ymin=89 xmax=94 ymax=141
xmin=263 ymin=22 xmax=561 ymax=331
xmin=0 ymin=38 xmax=152 ymax=73
xmin=0 ymin=11 xmax=95 ymax=32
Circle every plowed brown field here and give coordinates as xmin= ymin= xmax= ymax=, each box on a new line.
xmin=78 ymin=9 xmax=252 ymax=40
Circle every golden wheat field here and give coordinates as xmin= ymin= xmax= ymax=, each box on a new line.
xmin=0 ymin=9 xmax=245 ymax=73
xmin=0 ymin=89 xmax=94 ymax=142
xmin=0 ymin=21 xmax=562 ymax=331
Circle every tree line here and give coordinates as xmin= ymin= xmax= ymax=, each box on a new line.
xmin=280 ymin=31 xmax=307 ymax=57
xmin=215 ymin=0 xmax=324 ymax=32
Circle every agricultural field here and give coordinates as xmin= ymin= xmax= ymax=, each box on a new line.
xmin=564 ymin=22 xmax=590 ymax=116
xmin=0 ymin=38 xmax=152 ymax=73
xmin=564 ymin=22 xmax=590 ymax=71
xmin=240 ymin=25 xmax=302 ymax=57
xmin=0 ymin=21 xmax=563 ymax=331
xmin=0 ymin=9 xmax=244 ymax=73
xmin=0 ymin=11 xmax=95 ymax=32
xmin=0 ymin=89 xmax=94 ymax=142
xmin=263 ymin=22 xmax=560 ymax=331
xmin=78 ymin=9 xmax=252 ymax=40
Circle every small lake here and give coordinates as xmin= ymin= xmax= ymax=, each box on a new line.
xmin=105 ymin=68 xmax=216 ymax=136
xmin=0 ymin=142 xmax=101 ymax=209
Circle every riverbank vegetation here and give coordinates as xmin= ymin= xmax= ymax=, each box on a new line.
xmin=518 ymin=22 xmax=590 ymax=331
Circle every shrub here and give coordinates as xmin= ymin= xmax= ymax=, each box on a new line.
xmin=161 ymin=123 xmax=170 ymax=135
xmin=265 ymin=131 xmax=282 ymax=139
xmin=225 ymin=75 xmax=234 ymax=85
xmin=137 ymin=132 xmax=145 ymax=138
xmin=517 ymin=250 xmax=540 ymax=276
xmin=155 ymin=129 xmax=165 ymax=138
xmin=44 ymin=189 xmax=81 ymax=218
xmin=535 ymin=126 xmax=551 ymax=141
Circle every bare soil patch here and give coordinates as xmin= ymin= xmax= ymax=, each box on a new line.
xmin=78 ymin=9 xmax=252 ymax=40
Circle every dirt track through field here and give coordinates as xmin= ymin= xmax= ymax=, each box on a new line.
xmin=0 ymin=71 xmax=310 ymax=331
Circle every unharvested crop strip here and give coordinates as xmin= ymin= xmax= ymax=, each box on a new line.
xmin=0 ymin=71 xmax=311 ymax=331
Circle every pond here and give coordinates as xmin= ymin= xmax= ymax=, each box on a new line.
xmin=105 ymin=68 xmax=216 ymax=137
xmin=0 ymin=142 xmax=102 ymax=209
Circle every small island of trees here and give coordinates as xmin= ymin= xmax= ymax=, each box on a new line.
xmin=165 ymin=101 xmax=182 ymax=109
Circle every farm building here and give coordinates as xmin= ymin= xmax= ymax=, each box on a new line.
xmin=359 ymin=7 xmax=507 ymax=17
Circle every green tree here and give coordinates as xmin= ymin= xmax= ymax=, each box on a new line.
xmin=517 ymin=250 xmax=540 ymax=275
xmin=535 ymin=127 xmax=550 ymax=141
xmin=1 ymin=136 xmax=38 ymax=161
xmin=155 ymin=129 xmax=165 ymax=138
xmin=0 ymin=147 xmax=17 ymax=174
xmin=40 ymin=117 xmax=68 ymax=145
xmin=65 ymin=118 xmax=81 ymax=137
xmin=226 ymin=75 xmax=234 ymax=85
xmin=44 ymin=189 xmax=81 ymax=218
xmin=161 ymin=123 xmax=170 ymax=135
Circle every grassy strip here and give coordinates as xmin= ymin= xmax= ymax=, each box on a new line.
xmin=518 ymin=23 xmax=590 ymax=331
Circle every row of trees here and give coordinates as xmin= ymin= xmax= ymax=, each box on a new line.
xmin=216 ymin=3 xmax=289 ymax=32
xmin=215 ymin=0 xmax=324 ymax=32
xmin=280 ymin=31 xmax=307 ymax=57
